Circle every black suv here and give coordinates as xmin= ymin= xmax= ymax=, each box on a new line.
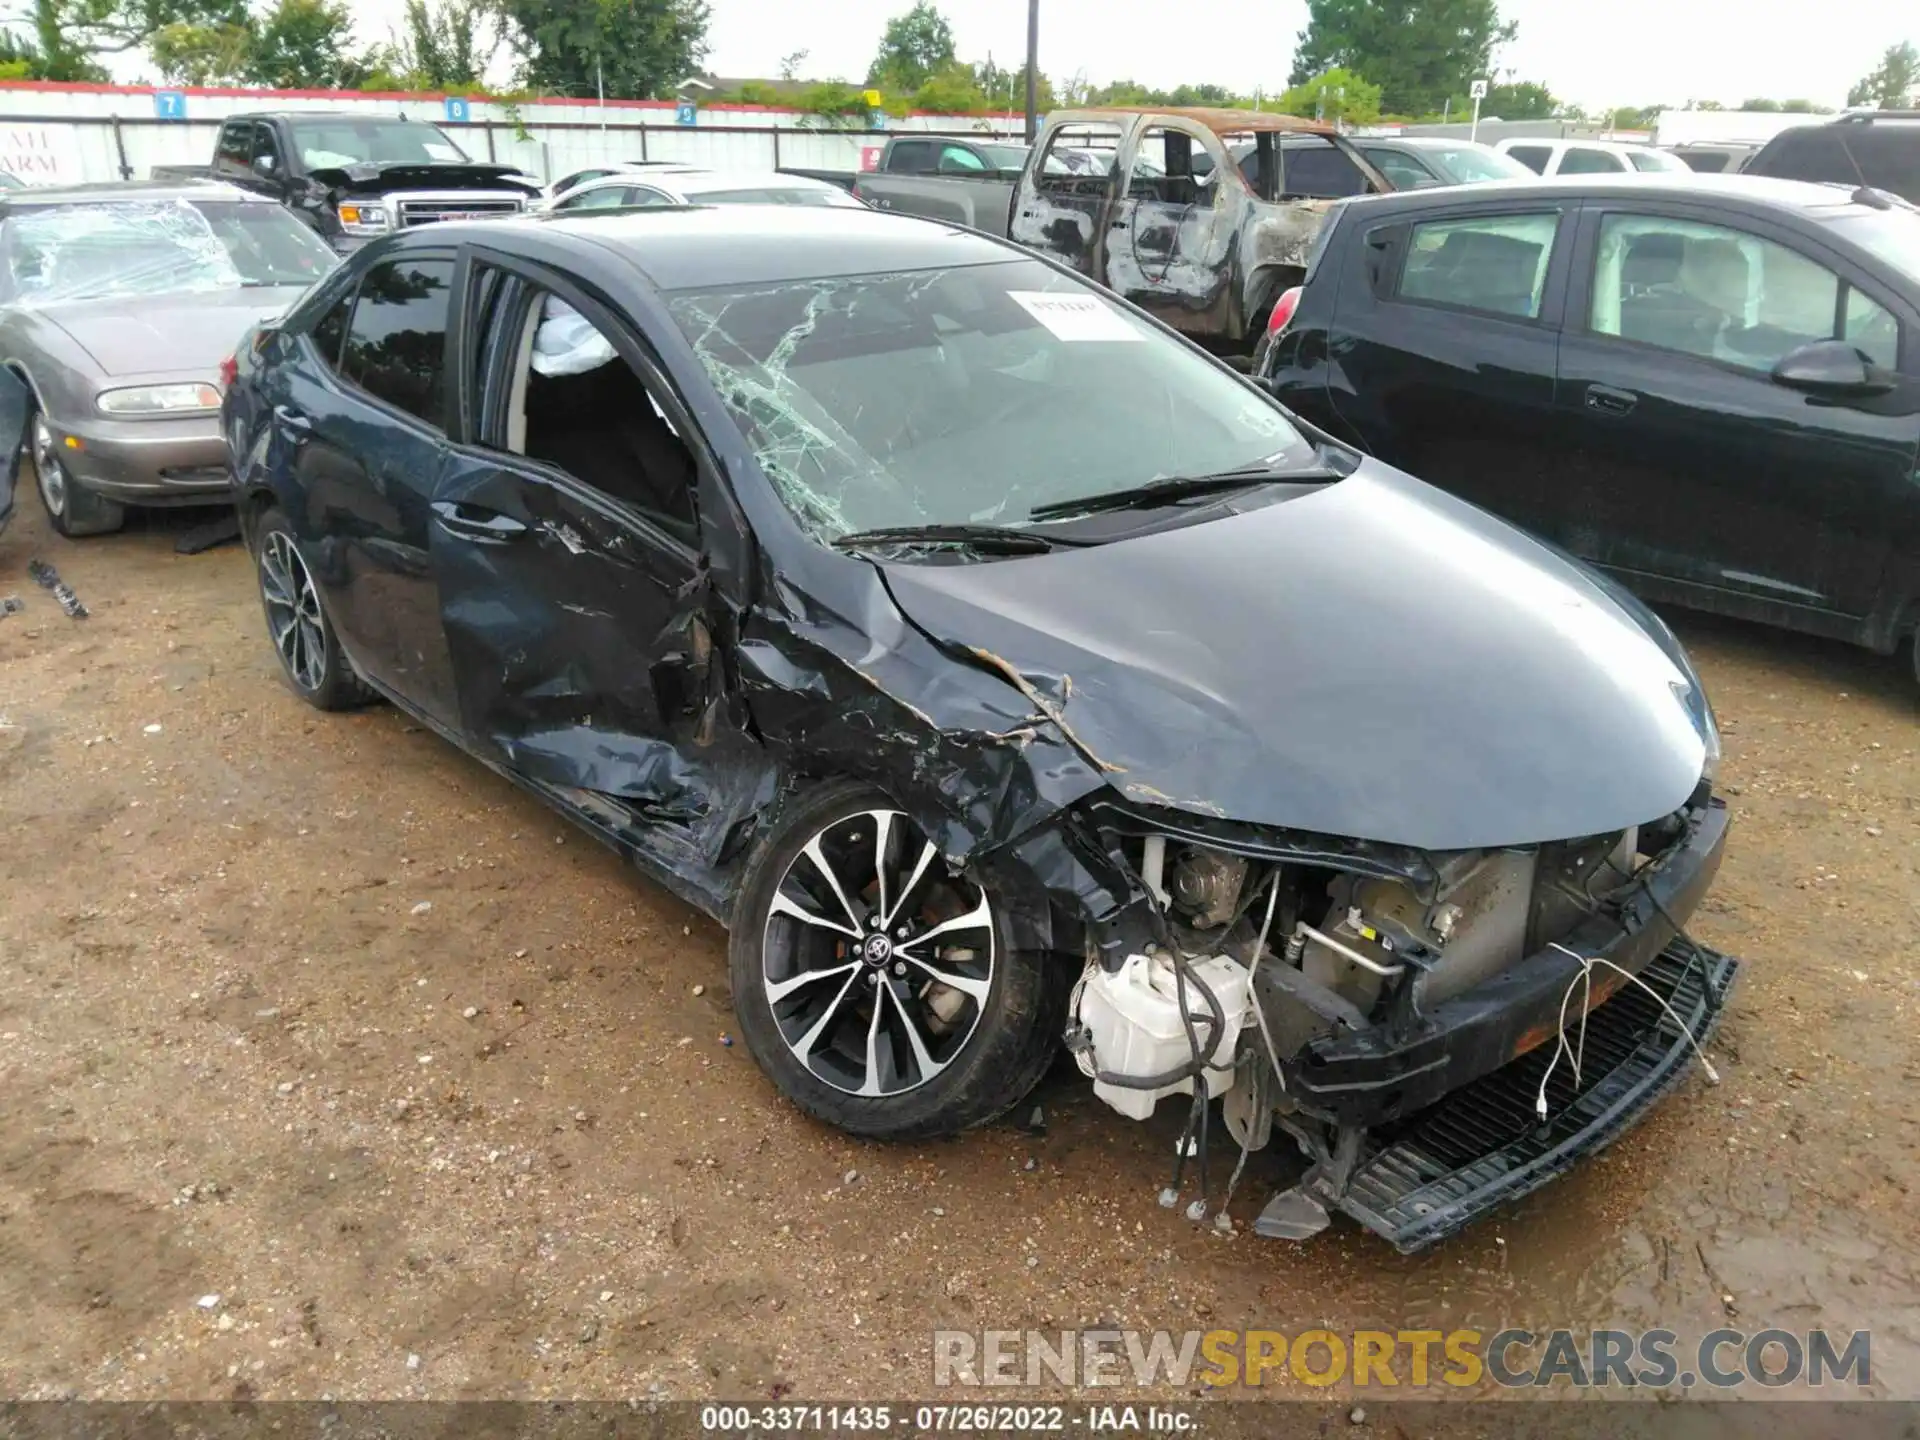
xmin=1261 ymin=173 xmax=1920 ymax=684
xmin=1746 ymin=111 xmax=1920 ymax=201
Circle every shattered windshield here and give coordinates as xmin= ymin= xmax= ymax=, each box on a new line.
xmin=667 ymin=259 xmax=1314 ymax=541
xmin=1 ymin=199 xmax=337 ymax=305
xmin=286 ymin=118 xmax=469 ymax=169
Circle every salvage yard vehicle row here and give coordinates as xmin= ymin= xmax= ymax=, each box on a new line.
xmin=223 ymin=202 xmax=1736 ymax=1251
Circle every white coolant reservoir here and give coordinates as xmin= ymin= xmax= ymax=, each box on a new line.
xmin=1077 ymin=952 xmax=1253 ymax=1121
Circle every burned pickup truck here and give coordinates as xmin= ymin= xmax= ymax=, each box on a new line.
xmin=1010 ymin=107 xmax=1391 ymax=353
xmin=224 ymin=204 xmax=1735 ymax=1252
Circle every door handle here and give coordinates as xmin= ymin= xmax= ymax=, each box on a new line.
xmin=431 ymin=500 xmax=528 ymax=541
xmin=273 ymin=404 xmax=313 ymax=436
xmin=1585 ymin=384 xmax=1638 ymax=416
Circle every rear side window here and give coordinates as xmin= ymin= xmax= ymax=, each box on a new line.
xmin=1399 ymin=212 xmax=1559 ymax=319
xmin=886 ymin=140 xmax=935 ymax=175
xmin=1281 ymin=142 xmax=1368 ymax=199
xmin=1560 ymin=147 xmax=1627 ymax=174
xmin=307 ymin=285 xmax=355 ymax=369
xmin=1505 ymin=144 xmax=1550 ymax=174
xmin=1365 ymin=149 xmax=1439 ymax=189
xmin=341 ymin=257 xmax=454 ymax=429
xmin=1680 ymin=152 xmax=1731 ymax=173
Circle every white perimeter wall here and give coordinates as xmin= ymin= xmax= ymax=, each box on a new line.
xmin=0 ymin=81 xmax=1031 ymax=186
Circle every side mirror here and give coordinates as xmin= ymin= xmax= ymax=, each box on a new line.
xmin=1770 ymin=339 xmax=1894 ymax=397
xmin=252 ymin=154 xmax=277 ymax=176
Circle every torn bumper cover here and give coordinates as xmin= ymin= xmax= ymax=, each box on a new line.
xmin=1343 ymin=942 xmax=1738 ymax=1252
xmin=1275 ymin=797 xmax=1730 ymax=1129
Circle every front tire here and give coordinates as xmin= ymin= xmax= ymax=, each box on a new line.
xmin=251 ymin=507 xmax=374 ymax=712
xmin=729 ymin=783 xmax=1066 ymax=1140
xmin=30 ymin=412 xmax=124 ymax=537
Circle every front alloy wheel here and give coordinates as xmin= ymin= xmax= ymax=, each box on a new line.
xmin=763 ymin=807 xmax=995 ymax=1098
xmin=729 ymin=784 xmax=1066 ymax=1140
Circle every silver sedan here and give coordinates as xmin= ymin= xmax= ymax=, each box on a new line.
xmin=0 ymin=181 xmax=337 ymax=537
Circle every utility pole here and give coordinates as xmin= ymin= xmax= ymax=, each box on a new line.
xmin=1024 ymin=0 xmax=1039 ymax=143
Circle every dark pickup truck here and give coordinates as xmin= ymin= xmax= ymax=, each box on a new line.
xmin=152 ymin=111 xmax=539 ymax=252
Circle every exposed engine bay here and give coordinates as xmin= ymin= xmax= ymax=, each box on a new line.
xmin=1061 ymin=800 xmax=1730 ymax=1249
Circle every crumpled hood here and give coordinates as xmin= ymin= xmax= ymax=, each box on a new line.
xmin=43 ymin=288 xmax=309 ymax=378
xmin=879 ymin=463 xmax=1713 ymax=852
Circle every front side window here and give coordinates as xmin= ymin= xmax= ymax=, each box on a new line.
xmin=340 ymin=257 xmax=454 ymax=429
xmin=1560 ymin=147 xmax=1627 ymax=174
xmin=1589 ymin=213 xmax=1897 ymax=370
xmin=554 ymin=169 xmax=610 ymax=196
xmin=1398 ymin=212 xmax=1560 ymax=318
xmin=938 ymin=145 xmax=988 ymax=174
xmin=485 ymin=285 xmax=699 ymax=540
xmin=217 ymin=123 xmax=253 ymax=169
xmin=667 ymin=258 xmax=1314 ymax=542
xmin=1032 ymin=122 xmax=1124 ymax=194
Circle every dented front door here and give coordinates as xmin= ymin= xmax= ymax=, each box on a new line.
xmin=429 ymin=453 xmax=708 ymax=802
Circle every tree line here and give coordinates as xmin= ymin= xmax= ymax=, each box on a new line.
xmin=0 ymin=0 xmax=1892 ymax=130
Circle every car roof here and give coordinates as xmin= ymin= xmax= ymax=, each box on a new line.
xmin=1333 ymin=171 xmax=1893 ymax=219
xmin=523 ymin=204 xmax=1018 ymax=289
xmin=0 ymin=179 xmax=259 ymax=207
xmin=671 ymin=170 xmax=843 ymax=195
xmin=567 ymin=167 xmax=842 ymax=197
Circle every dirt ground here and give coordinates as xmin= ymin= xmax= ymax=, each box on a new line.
xmin=0 ymin=496 xmax=1916 ymax=1406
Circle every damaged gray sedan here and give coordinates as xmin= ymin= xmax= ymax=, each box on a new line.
xmin=224 ymin=205 xmax=1738 ymax=1251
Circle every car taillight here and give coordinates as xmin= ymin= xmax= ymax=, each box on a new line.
xmin=1267 ymin=286 xmax=1304 ymax=335
xmin=218 ymin=353 xmax=238 ymax=390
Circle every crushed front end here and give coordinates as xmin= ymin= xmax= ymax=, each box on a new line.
xmin=1057 ymin=785 xmax=1737 ymax=1252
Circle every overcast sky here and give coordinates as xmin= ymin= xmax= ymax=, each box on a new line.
xmin=679 ymin=0 xmax=1909 ymax=112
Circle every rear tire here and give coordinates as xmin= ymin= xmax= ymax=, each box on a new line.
xmin=29 ymin=412 xmax=124 ymax=538
xmin=250 ymin=507 xmax=375 ymax=712
xmin=728 ymin=782 xmax=1067 ymax=1140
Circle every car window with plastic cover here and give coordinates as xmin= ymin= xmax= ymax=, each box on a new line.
xmin=1399 ymin=211 xmax=1560 ymax=319
xmin=1589 ymin=212 xmax=1898 ymax=370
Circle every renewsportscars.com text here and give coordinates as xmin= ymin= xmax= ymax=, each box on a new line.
xmin=932 ymin=1328 xmax=1871 ymax=1391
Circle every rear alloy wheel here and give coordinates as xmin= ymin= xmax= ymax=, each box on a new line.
xmin=729 ymin=784 xmax=1066 ymax=1140
xmin=30 ymin=413 xmax=123 ymax=537
xmin=252 ymin=508 xmax=374 ymax=712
